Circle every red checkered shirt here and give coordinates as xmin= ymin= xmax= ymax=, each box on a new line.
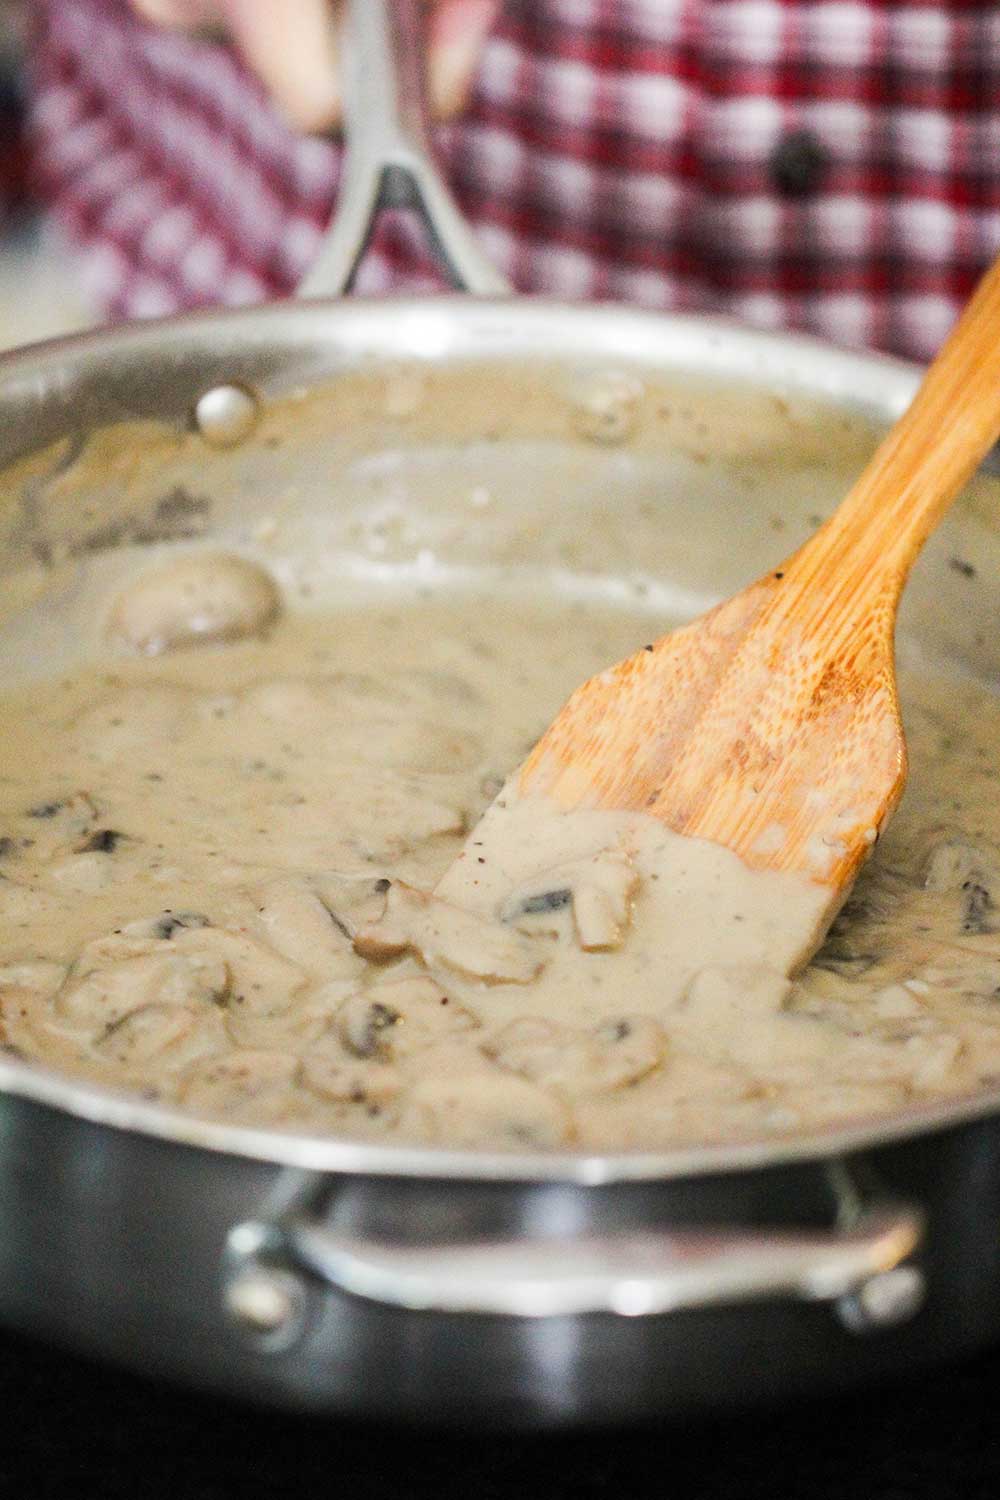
xmin=27 ymin=0 xmax=1000 ymax=360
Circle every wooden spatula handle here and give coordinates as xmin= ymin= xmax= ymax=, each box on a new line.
xmin=793 ymin=251 xmax=1000 ymax=594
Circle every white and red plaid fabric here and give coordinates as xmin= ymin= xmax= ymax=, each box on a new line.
xmin=27 ymin=0 xmax=1000 ymax=360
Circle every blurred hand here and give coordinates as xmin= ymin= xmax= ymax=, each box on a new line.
xmin=131 ymin=0 xmax=499 ymax=131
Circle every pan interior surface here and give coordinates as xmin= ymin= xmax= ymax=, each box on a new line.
xmin=1 ymin=299 xmax=1000 ymax=1179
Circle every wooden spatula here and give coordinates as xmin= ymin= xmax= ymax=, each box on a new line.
xmin=445 ymin=257 xmax=1000 ymax=937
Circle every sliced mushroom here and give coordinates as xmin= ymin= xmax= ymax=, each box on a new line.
xmin=313 ymin=875 xmax=394 ymax=942
xmin=13 ymin=791 xmax=99 ymax=862
xmin=572 ymin=853 xmax=640 ymax=950
xmin=489 ymin=1014 xmax=666 ymax=1096
xmin=224 ymin=985 xmax=350 ymax=1052
xmin=13 ymin=798 xmax=134 ymax=888
xmin=74 ymin=931 xmax=166 ymax=973
xmin=354 ymin=882 xmax=544 ymax=984
xmin=73 ymin=921 xmax=322 ymax=1050
xmin=170 ymin=926 xmax=308 ymax=1016
xmin=338 ymin=993 xmax=401 ymax=1059
xmin=251 ymin=877 xmax=361 ymax=979
xmin=93 ymin=1002 xmax=225 ymax=1069
xmin=1 ymin=985 xmax=87 ymax=1070
xmin=301 ymin=1051 xmax=402 ymax=1107
xmin=501 ymin=849 xmax=639 ymax=951
xmin=487 ymin=1016 xmax=564 ymax=1071
xmin=921 ymin=834 xmax=995 ymax=893
xmin=404 ymin=1071 xmax=573 ymax=1148
xmin=55 ymin=949 xmax=230 ymax=1030
xmin=338 ymin=975 xmax=478 ymax=1061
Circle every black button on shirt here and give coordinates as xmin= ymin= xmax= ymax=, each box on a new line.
xmin=769 ymin=129 xmax=830 ymax=197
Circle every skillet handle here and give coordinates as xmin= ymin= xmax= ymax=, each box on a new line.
xmin=298 ymin=0 xmax=510 ymax=299
xmin=224 ymin=1202 xmax=925 ymax=1333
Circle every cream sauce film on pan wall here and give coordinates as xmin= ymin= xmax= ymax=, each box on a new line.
xmin=3 ymin=363 xmax=1000 ymax=1151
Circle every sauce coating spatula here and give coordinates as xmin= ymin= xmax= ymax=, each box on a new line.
xmin=445 ymin=255 xmax=1000 ymax=952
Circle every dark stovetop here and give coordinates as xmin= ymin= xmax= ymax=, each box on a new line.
xmin=3 ymin=1327 xmax=1000 ymax=1500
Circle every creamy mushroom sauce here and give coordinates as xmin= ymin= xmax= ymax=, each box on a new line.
xmin=2 ymin=549 xmax=1000 ymax=1150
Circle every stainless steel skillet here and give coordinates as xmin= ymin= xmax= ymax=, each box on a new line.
xmin=1 ymin=0 xmax=999 ymax=1425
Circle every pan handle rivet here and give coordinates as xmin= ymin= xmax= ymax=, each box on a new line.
xmin=224 ymin=1266 xmax=306 ymax=1342
xmin=195 ymin=384 xmax=260 ymax=448
xmin=836 ymin=1265 xmax=925 ymax=1334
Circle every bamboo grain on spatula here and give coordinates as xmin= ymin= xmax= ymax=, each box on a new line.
xmin=450 ymin=251 xmax=1000 ymax=919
